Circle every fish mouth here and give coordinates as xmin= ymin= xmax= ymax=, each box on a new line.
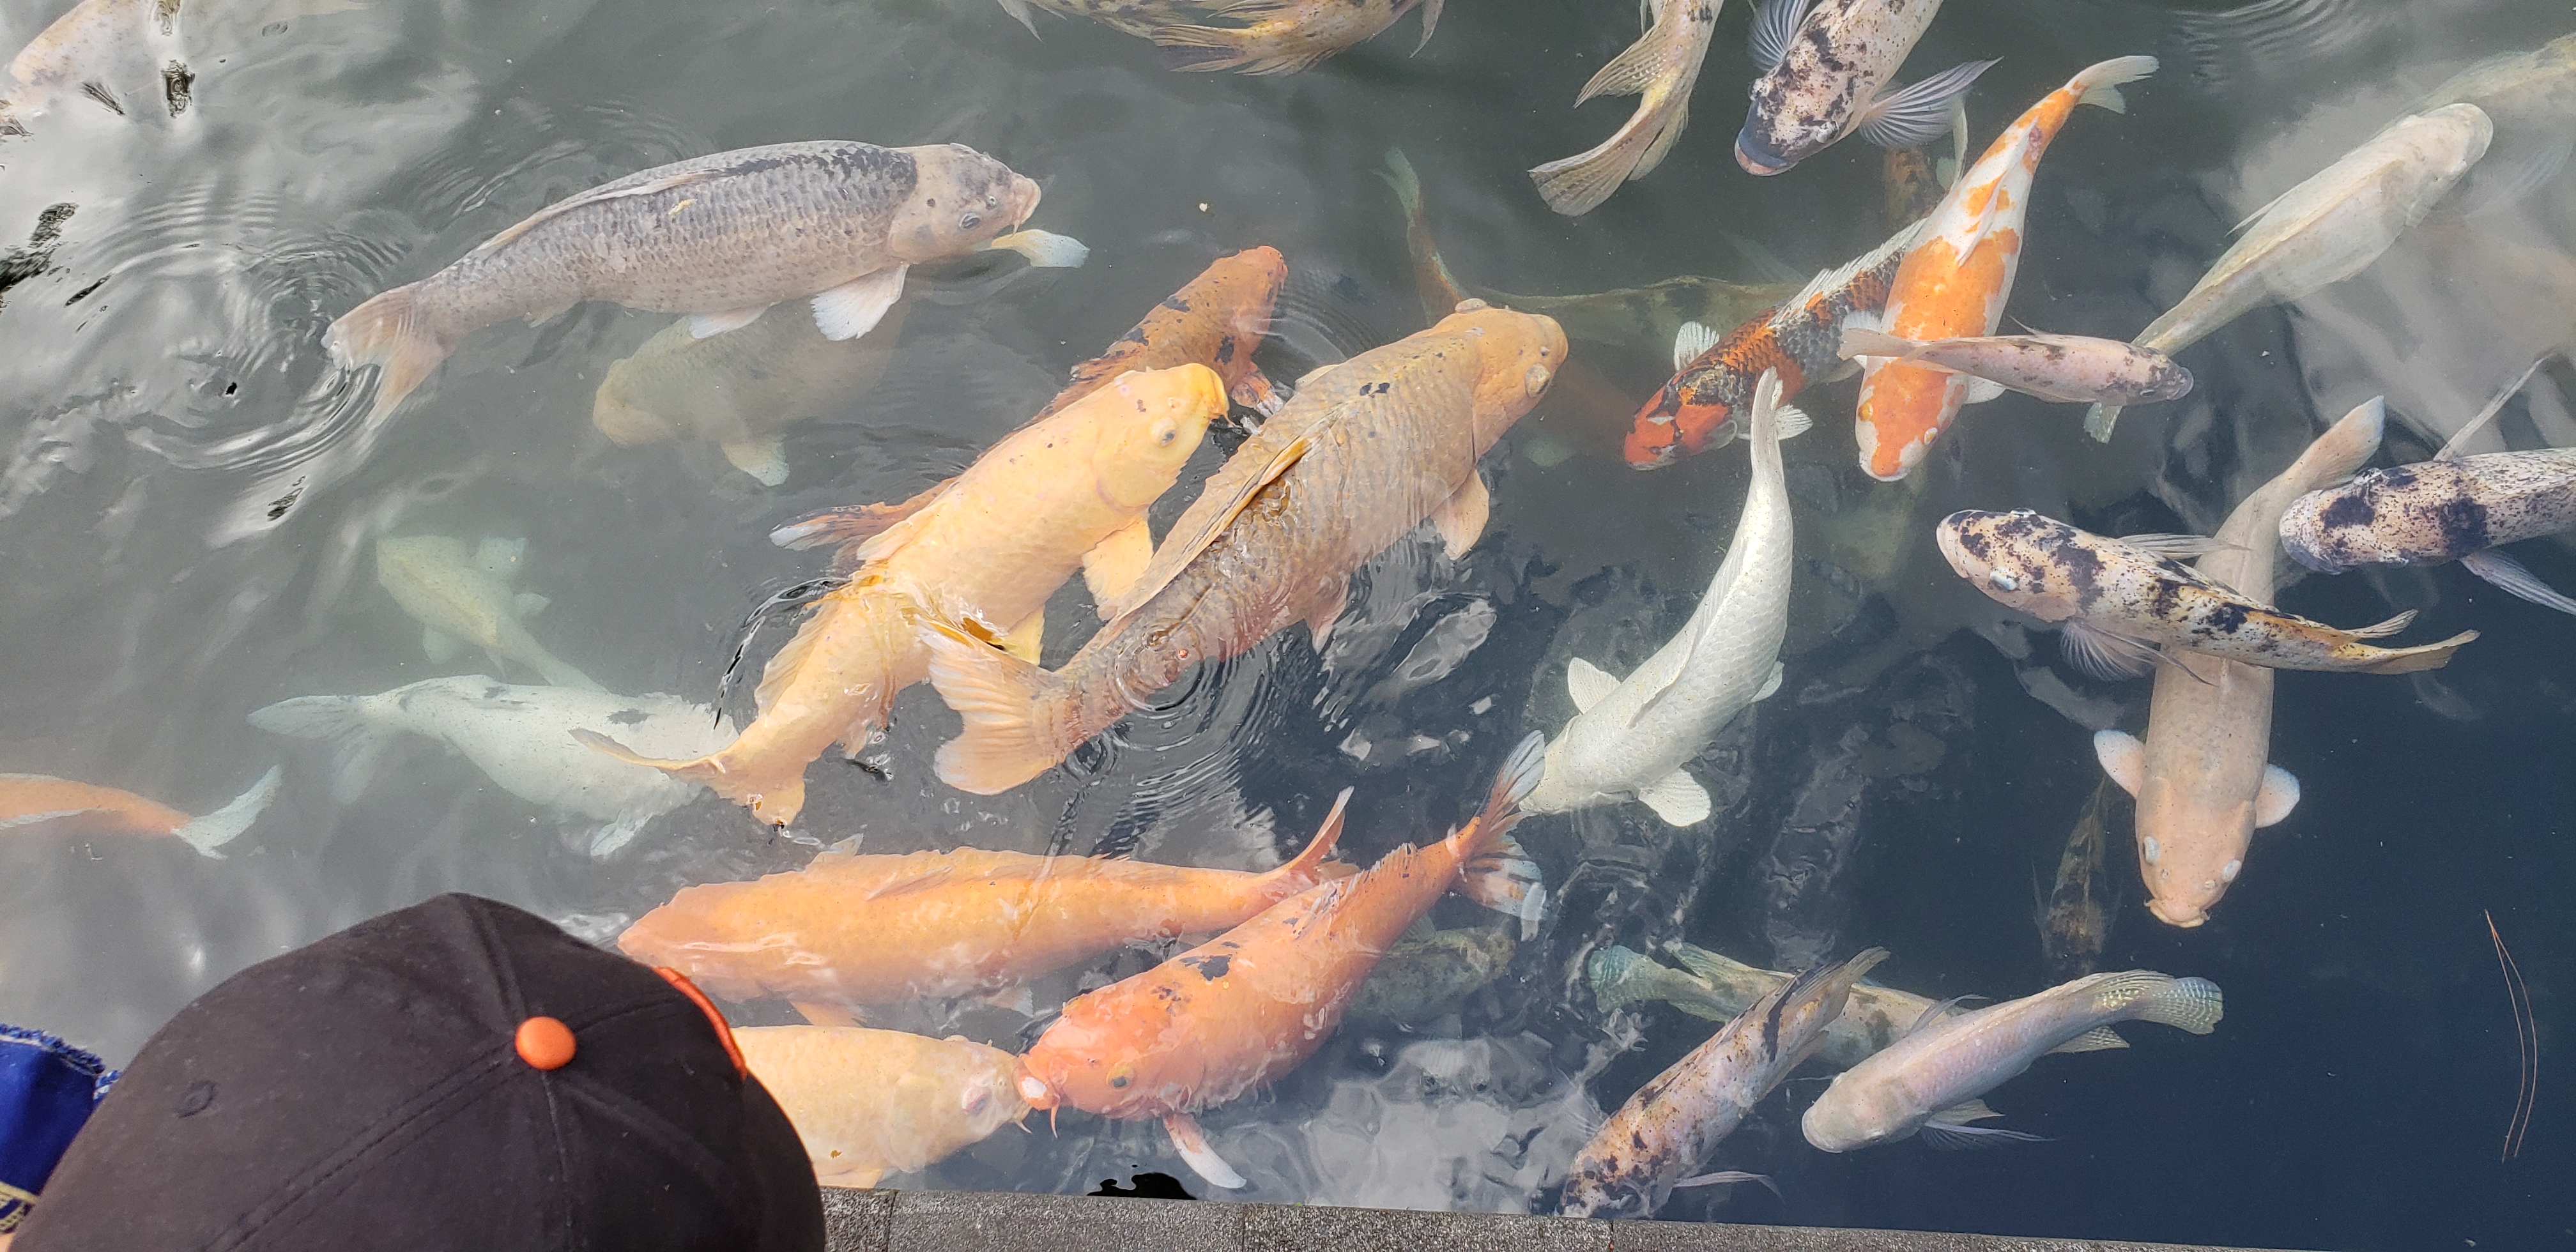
xmin=1007 ymin=175 xmax=1043 ymax=229
xmin=2147 ymin=898 xmax=2209 ymax=928
xmin=1734 ymin=130 xmax=1791 ymax=176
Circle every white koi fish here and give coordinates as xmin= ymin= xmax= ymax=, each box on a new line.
xmin=374 ymin=534 xmax=601 ymax=692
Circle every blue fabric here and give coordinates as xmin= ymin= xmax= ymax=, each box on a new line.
xmin=0 ymin=1025 xmax=114 ymax=1235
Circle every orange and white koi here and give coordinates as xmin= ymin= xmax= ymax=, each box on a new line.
xmin=1851 ymin=55 xmax=2156 ymax=482
xmin=0 ymin=768 xmax=278 ymax=857
xmin=1012 ymin=735 xmax=1547 ymax=1190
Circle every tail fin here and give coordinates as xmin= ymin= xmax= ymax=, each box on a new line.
xmin=1529 ymin=108 xmax=1668 ymax=216
xmin=1450 ymin=733 xmax=1548 ymax=931
xmin=1268 ymin=786 xmax=1353 ymax=886
xmin=2073 ymin=55 xmax=2158 ymax=112
xmin=2097 ymin=971 xmax=2225 ymax=1035
xmin=172 ymin=767 xmax=281 ymax=858
xmin=325 ymin=282 xmax=454 ymax=422
xmin=248 ymin=694 xmax=391 ymax=805
xmin=570 ymin=729 xmax=808 ymax=827
xmin=2354 ymin=629 xmax=2479 ymax=675
xmin=921 ymin=622 xmax=1072 ymax=795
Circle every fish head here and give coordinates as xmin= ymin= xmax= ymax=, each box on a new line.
xmin=1017 ymin=994 xmax=1193 ymax=1119
xmin=1734 ymin=123 xmax=1797 ymax=176
xmin=2138 ymin=359 xmax=2194 ymax=404
xmin=590 ymin=372 xmax=682 ymax=446
xmin=889 ymin=144 xmax=1043 ymax=263
xmin=2134 ymin=797 xmax=2250 ymax=930
xmin=1086 ymin=364 xmax=1225 ymax=509
xmin=1798 ymin=1080 xmax=1902 ymax=1153
xmin=1625 ymin=375 xmax=1736 ymax=468
xmin=1735 ymin=74 xmax=1830 ymax=177
xmin=1436 ymin=307 xmax=1567 ymax=434
xmin=2276 ymin=480 xmax=2390 ymax=574
xmin=1936 ymin=509 xmax=2089 ymax=620
xmin=952 ymin=1042 xmax=1036 ymax=1136
xmin=1198 ymin=247 xmax=1290 ymax=385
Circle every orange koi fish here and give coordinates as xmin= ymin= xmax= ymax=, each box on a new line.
xmin=1031 ymin=247 xmax=1289 ymax=422
xmin=1013 ymin=735 xmax=1545 ymax=1190
xmin=0 ymin=768 xmax=279 ymax=857
xmin=1850 ymin=54 xmax=2156 ymax=481
xmin=617 ymin=795 xmax=1353 ymax=1013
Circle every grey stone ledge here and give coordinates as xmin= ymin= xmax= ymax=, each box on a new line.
xmin=824 ymin=1187 xmax=2301 ymax=1252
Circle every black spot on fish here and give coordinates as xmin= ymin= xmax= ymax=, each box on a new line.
xmin=2202 ymin=600 xmax=2250 ymax=635
xmin=2317 ymin=491 xmax=2376 ymax=530
xmin=2429 ymin=494 xmax=2492 ymax=558
xmin=1115 ymin=326 xmax=1149 ymax=347
xmin=608 ymin=708 xmax=650 ymax=726
xmin=1161 ymin=295 xmax=1193 ymax=313
xmin=1213 ymin=337 xmax=1236 ymax=364
xmin=2057 ymin=540 xmax=2104 ymax=604
xmin=1177 ymin=954 xmax=1230 ymax=981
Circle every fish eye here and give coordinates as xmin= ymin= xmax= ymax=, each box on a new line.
xmin=1151 ymin=416 xmax=1181 ymax=447
xmin=958 ymin=211 xmax=982 ymax=231
xmin=1107 ymin=1065 xmax=1133 ymax=1089
xmin=1988 ymin=570 xmax=2019 ymax=592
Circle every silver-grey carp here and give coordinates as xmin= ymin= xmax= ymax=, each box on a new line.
xmin=1839 ymin=328 xmax=2191 ymax=406
xmin=1563 ymin=949 xmax=1888 ymax=1218
xmin=328 ymin=141 xmax=1040 ymax=421
xmin=1802 ymin=970 xmax=2223 ymax=1151
xmin=2282 ymin=419 xmax=2576 ymax=618
xmin=1733 ymin=0 xmax=1989 ymax=176
xmin=1938 ymin=508 xmax=2478 ymax=676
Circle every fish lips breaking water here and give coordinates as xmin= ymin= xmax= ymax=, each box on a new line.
xmin=889 ymin=146 xmax=1043 ymax=263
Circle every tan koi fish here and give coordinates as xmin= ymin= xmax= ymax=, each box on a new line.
xmin=620 ymin=802 xmax=1347 ymax=1012
xmin=592 ymin=298 xmax=913 ymax=487
xmin=1733 ymin=0 xmax=1991 ymax=176
xmin=582 ymin=364 xmax=1226 ymax=826
xmin=1562 ymin=949 xmax=1887 ymax=1218
xmin=328 ymin=141 xmax=1040 ymax=422
xmin=2037 ymin=777 xmax=2119 ymax=976
xmin=2083 ymin=104 xmax=2492 ymax=440
xmin=375 ymin=534 xmax=601 ymax=692
xmin=1528 ymin=0 xmax=1722 ymax=217
xmin=1589 ymin=943 xmax=1936 ymax=1071
xmin=2093 ymin=397 xmax=2385 ymax=928
xmin=1839 ymin=326 xmax=2191 ymax=406
xmin=1029 ymin=247 xmax=1287 ymax=422
xmin=920 ymin=303 xmax=1565 ymax=796
xmin=1937 ymin=508 xmax=2477 ymax=675
xmin=1803 ymin=970 xmax=2223 ymax=1150
xmin=0 ymin=768 xmax=277 ymax=857
xmin=1152 ymin=0 xmax=1436 ymax=76
xmin=733 ymin=1026 xmax=1027 ymax=1187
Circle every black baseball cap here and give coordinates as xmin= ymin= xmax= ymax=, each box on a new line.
xmin=13 ymin=893 xmax=822 ymax=1251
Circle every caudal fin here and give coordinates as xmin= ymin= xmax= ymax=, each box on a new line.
xmin=248 ymin=694 xmax=391 ymax=805
xmin=325 ymin=282 xmax=455 ymax=422
xmin=2354 ymin=629 xmax=2478 ymax=674
xmin=1446 ymin=733 xmax=1548 ymax=931
xmin=2096 ymin=970 xmax=2225 ymax=1035
xmin=2071 ymin=54 xmax=2159 ymax=113
xmin=570 ymin=729 xmax=808 ymax=827
xmin=172 ymin=767 xmax=281 ymax=857
xmin=1529 ymin=106 xmax=1670 ymax=216
xmin=921 ymin=622 xmax=1072 ymax=795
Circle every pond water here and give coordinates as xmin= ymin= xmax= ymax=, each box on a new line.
xmin=1 ymin=0 xmax=2570 ymax=1246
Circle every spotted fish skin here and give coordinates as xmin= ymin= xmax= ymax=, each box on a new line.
xmin=1937 ymin=509 xmax=2476 ymax=674
xmin=1736 ymin=0 xmax=1946 ymax=174
xmin=2281 ymin=449 xmax=2576 ymax=572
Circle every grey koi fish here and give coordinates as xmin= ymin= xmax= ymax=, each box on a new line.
xmin=1839 ymin=327 xmax=2191 ymax=406
xmin=1733 ymin=0 xmax=1991 ymax=176
xmin=1590 ymin=943 xmax=1935 ymax=1071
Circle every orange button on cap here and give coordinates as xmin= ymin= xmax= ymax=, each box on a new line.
xmin=516 ymin=1016 xmax=576 ymax=1070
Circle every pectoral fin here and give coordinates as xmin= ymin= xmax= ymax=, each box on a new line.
xmin=2462 ymin=548 xmax=2576 ymax=616
xmin=1673 ymin=319 xmax=1721 ymax=370
xmin=1104 ymin=436 xmax=1310 ymax=621
xmin=1566 ymin=657 xmax=1620 ymax=713
xmin=689 ymin=306 xmax=769 ymax=340
xmin=811 ymin=265 xmax=908 ymax=342
xmin=1081 ymin=519 xmax=1154 ymax=605
xmin=997 ymin=611 xmax=1045 ymax=664
xmin=1637 ymin=768 xmax=1711 ymax=827
xmin=1853 ymin=60 xmax=1997 ymax=152
xmin=2253 ymin=765 xmax=2299 ymax=827
xmin=1755 ymin=661 xmax=1784 ymax=701
xmin=2049 ymin=1025 xmax=2129 ymax=1054
xmin=721 ymin=438 xmax=790 ymax=486
xmin=791 ymin=1001 xmax=866 ymax=1028
xmin=422 ymin=627 xmax=461 ymax=663
xmin=1304 ymin=580 xmax=1349 ymax=651
xmin=2092 ymin=729 xmax=2143 ymax=798
xmin=1428 ymin=471 xmax=1491 ymax=560
xmin=514 ymin=592 xmax=551 ymax=618
xmin=1164 ymin=1113 xmax=1246 ymax=1190
xmin=1961 ymin=376 xmax=2008 ymax=405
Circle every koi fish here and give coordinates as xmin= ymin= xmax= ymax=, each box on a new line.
xmin=1151 ymin=0 xmax=1436 ymax=76
xmin=1343 ymin=923 xmax=1515 ymax=1025
xmin=1733 ymin=0 xmax=1991 ymax=176
xmin=0 ymin=768 xmax=277 ymax=857
xmin=2094 ymin=397 xmax=2385 ymax=928
xmin=582 ymin=364 xmax=1226 ymax=826
xmin=328 ymin=141 xmax=1041 ymax=421
xmin=1588 ymin=943 xmax=1938 ymax=1071
xmin=1527 ymin=370 xmax=1801 ymax=825
xmin=2083 ymin=104 xmax=2491 ymax=440
xmin=1562 ymin=949 xmax=1888 ymax=1218
xmin=1029 ymin=247 xmax=1288 ymax=422
xmin=2037 ymin=777 xmax=2118 ymax=977
xmin=733 ymin=1026 xmax=1027 ymax=1188
xmin=594 ymin=298 xmax=912 ymax=487
xmin=1851 ymin=55 xmax=2157 ymax=481
xmin=1528 ymin=0 xmax=1722 ymax=217
xmin=1627 ymin=218 xmax=1923 ymax=468
xmin=1802 ymin=970 xmax=2223 ymax=1150
xmin=1839 ymin=327 xmax=2191 ymax=406
xmin=1937 ymin=508 xmax=2478 ymax=675
xmin=615 ymin=797 xmax=1353 ymax=1012
xmin=1012 ymin=735 xmax=1547 ymax=1190
xmin=919 ymin=304 xmax=1565 ymax=796
xmin=375 ymin=534 xmax=602 ymax=692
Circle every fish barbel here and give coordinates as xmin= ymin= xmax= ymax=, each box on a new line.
xmin=919 ymin=303 xmax=1565 ymax=796
xmin=583 ymin=364 xmax=1226 ymax=826
xmin=1590 ymin=943 xmax=1938 ymax=1071
xmin=1527 ymin=0 xmax=1722 ymax=217
xmin=1151 ymin=0 xmax=1434 ymax=76
xmin=2095 ymin=397 xmax=2385 ymax=928
xmin=1013 ymin=735 xmax=1546 ymax=1191
xmin=1562 ymin=949 xmax=1888 ymax=1218
xmin=0 ymin=768 xmax=277 ymax=857
xmin=618 ymin=799 xmax=1349 ymax=1012
xmin=327 ymin=141 xmax=1040 ymax=421
xmin=1802 ymin=969 xmax=2223 ymax=1150
xmin=592 ymin=297 xmax=913 ymax=487
xmin=374 ymin=534 xmax=602 ymax=692
xmin=733 ymin=1026 xmax=1027 ymax=1189
xmin=1029 ymin=247 xmax=1288 ymax=422
xmin=1853 ymin=55 xmax=2156 ymax=481
xmin=1838 ymin=327 xmax=2191 ymax=406
xmin=2083 ymin=104 xmax=2491 ymax=440
xmin=1526 ymin=369 xmax=1800 ymax=825
xmin=1938 ymin=508 xmax=2478 ymax=675
xmin=1733 ymin=0 xmax=1989 ymax=176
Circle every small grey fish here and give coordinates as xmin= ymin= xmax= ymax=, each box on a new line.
xmin=1802 ymin=969 xmax=2223 ymax=1151
xmin=1938 ymin=508 xmax=2478 ymax=677
xmin=328 ymin=141 xmax=1040 ymax=421
xmin=1344 ymin=924 xmax=1515 ymax=1023
xmin=1563 ymin=949 xmax=1888 ymax=1218
xmin=2037 ymin=777 xmax=2119 ymax=981
xmin=1589 ymin=943 xmax=1935 ymax=1071
xmin=1733 ymin=0 xmax=1991 ymax=176
xmin=2283 ymin=435 xmax=2576 ymax=616
xmin=1839 ymin=327 xmax=2191 ymax=407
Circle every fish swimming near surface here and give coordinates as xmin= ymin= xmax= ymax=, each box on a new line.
xmin=2411 ymin=33 xmax=2576 ymax=209
xmin=1627 ymin=218 xmax=1924 ymax=468
xmin=614 ymin=795 xmax=1353 ymax=1012
xmin=374 ymin=534 xmax=602 ymax=692
xmin=249 ymin=676 xmax=734 ymax=856
xmin=2094 ymin=397 xmax=2385 ymax=929
xmin=2037 ymin=777 xmax=2119 ymax=978
xmin=1150 ymin=0 xmax=1438 ymax=75
xmin=327 ymin=141 xmax=1045 ymax=421
xmin=1838 ymin=327 xmax=2191 ymax=406
xmin=733 ymin=1025 xmax=1028 ymax=1188
xmin=1 ymin=0 xmax=180 ymax=130
xmin=583 ymin=364 xmax=1226 ymax=827
xmin=1011 ymin=735 xmax=1548 ymax=1191
xmin=1526 ymin=370 xmax=1802 ymax=825
xmin=919 ymin=303 xmax=1565 ymax=796
xmin=2082 ymin=104 xmax=2491 ymax=440
xmin=1526 ymin=0 xmax=1722 ymax=217
xmin=1732 ymin=0 xmax=1992 ymax=176
xmin=1027 ymin=247 xmax=1289 ymax=422
xmin=0 ymin=768 xmax=279 ymax=857
xmin=1561 ymin=949 xmax=1888 ymax=1218
xmin=1593 ymin=942 xmax=1938 ymax=1071
xmin=1852 ymin=55 xmax=2158 ymax=481
xmin=1938 ymin=508 xmax=2478 ymax=676
xmin=1802 ymin=969 xmax=2223 ymax=1150
xmin=592 ymin=298 xmax=914 ymax=487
